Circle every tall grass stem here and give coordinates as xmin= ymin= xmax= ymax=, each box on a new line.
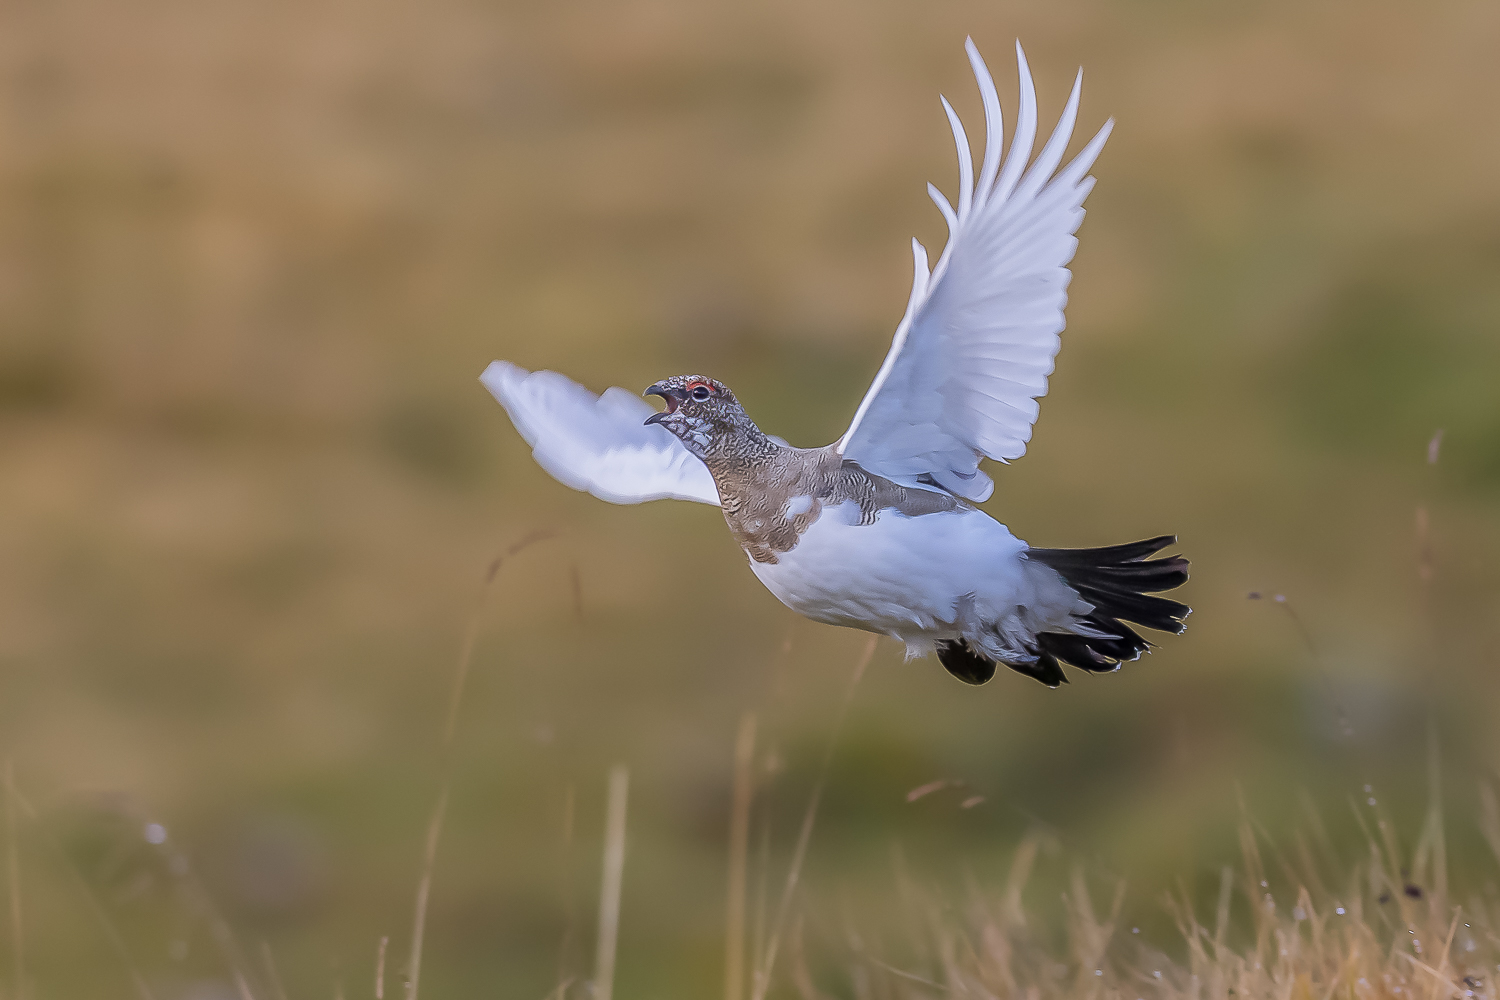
xmin=3 ymin=781 xmax=159 ymax=1000
xmin=594 ymin=765 xmax=630 ymax=1000
xmin=407 ymin=530 xmax=552 ymax=999
xmin=444 ymin=529 xmax=552 ymax=750
xmin=4 ymin=762 xmax=21 ymax=1000
xmin=406 ymin=784 xmax=449 ymax=1000
xmin=752 ymin=635 xmax=877 ymax=1000
xmin=725 ymin=713 xmax=757 ymax=1000
xmin=556 ymin=784 xmax=577 ymax=997
xmin=259 ymin=942 xmax=289 ymax=1000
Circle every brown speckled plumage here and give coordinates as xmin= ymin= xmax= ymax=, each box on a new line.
xmin=712 ymin=444 xmax=966 ymax=564
xmin=644 ymin=374 xmax=967 ymax=564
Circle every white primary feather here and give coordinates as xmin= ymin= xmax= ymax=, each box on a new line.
xmin=836 ymin=39 xmax=1113 ymax=502
xmin=480 ymin=361 xmax=721 ymax=506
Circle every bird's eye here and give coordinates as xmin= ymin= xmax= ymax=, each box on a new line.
xmin=690 ymin=385 xmax=711 ymax=401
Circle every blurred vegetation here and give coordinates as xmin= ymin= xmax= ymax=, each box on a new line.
xmin=0 ymin=0 xmax=1498 ymax=997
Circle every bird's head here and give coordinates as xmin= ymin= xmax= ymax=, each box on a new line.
xmin=643 ymin=375 xmax=760 ymax=458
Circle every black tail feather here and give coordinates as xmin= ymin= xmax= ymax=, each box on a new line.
xmin=1037 ymin=615 xmax=1148 ymax=671
xmin=1008 ymin=649 xmax=1068 ymax=688
xmin=1065 ymin=559 xmax=1189 ymax=589
xmin=1028 ymin=534 xmax=1190 ymax=676
xmin=1029 ymin=534 xmax=1179 ymax=569
xmin=934 ymin=536 xmax=1188 ymax=690
xmin=1070 ymin=584 xmax=1189 ymax=635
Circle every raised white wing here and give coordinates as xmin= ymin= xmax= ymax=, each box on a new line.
xmin=836 ymin=40 xmax=1113 ymax=502
xmin=481 ymin=361 xmax=721 ymax=506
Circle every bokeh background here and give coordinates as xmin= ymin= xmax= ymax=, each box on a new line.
xmin=2 ymin=0 xmax=1499 ymax=996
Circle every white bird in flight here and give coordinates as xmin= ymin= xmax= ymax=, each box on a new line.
xmin=483 ymin=40 xmax=1188 ymax=687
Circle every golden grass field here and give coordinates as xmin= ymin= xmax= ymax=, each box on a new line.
xmin=1 ymin=0 xmax=1499 ymax=996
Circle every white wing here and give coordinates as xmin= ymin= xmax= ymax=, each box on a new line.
xmin=836 ymin=40 xmax=1113 ymax=502
xmin=481 ymin=361 xmax=721 ymax=506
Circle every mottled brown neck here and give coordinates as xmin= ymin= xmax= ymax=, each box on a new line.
xmin=702 ymin=441 xmax=839 ymax=516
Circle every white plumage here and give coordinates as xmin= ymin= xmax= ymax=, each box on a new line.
xmin=837 ymin=40 xmax=1111 ymax=501
xmin=481 ymin=361 xmax=720 ymax=506
xmin=748 ymin=502 xmax=1086 ymax=665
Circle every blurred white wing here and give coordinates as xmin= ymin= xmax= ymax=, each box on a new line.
xmin=482 ymin=361 xmax=721 ymax=506
xmin=836 ymin=40 xmax=1113 ymax=502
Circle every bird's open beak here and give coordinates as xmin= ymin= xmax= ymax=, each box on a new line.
xmin=643 ymin=383 xmax=682 ymax=426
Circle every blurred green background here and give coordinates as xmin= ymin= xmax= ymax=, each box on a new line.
xmin=2 ymin=0 xmax=1499 ymax=996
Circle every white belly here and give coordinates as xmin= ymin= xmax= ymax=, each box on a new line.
xmin=746 ymin=501 xmax=1081 ymax=660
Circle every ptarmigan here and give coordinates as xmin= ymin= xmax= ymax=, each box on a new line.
xmin=482 ymin=40 xmax=1188 ymax=687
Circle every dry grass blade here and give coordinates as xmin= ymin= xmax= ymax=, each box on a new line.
xmin=405 ymin=784 xmax=449 ymax=1000
xmin=751 ymin=805 xmax=771 ymax=998
xmin=1481 ymin=783 xmax=1500 ymax=868
xmin=1000 ymin=834 xmax=1040 ymax=929
xmin=842 ymin=789 xmax=1500 ymax=1000
xmin=726 ymin=713 xmax=757 ymax=1000
xmin=376 ymin=935 xmax=388 ymax=1000
xmin=406 ymin=531 xmax=550 ymax=1000
xmin=555 ymin=784 xmax=578 ymax=998
xmin=752 ymin=635 xmax=878 ymax=1000
xmin=2 ymin=780 xmax=162 ymax=1000
xmin=230 ymin=970 xmax=256 ymax=1000
xmin=260 ymin=941 xmax=290 ymax=1000
xmin=445 ymin=530 xmax=554 ymax=750
xmin=5 ymin=761 xmax=22 ymax=1000
xmin=594 ymin=765 xmax=630 ymax=1000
